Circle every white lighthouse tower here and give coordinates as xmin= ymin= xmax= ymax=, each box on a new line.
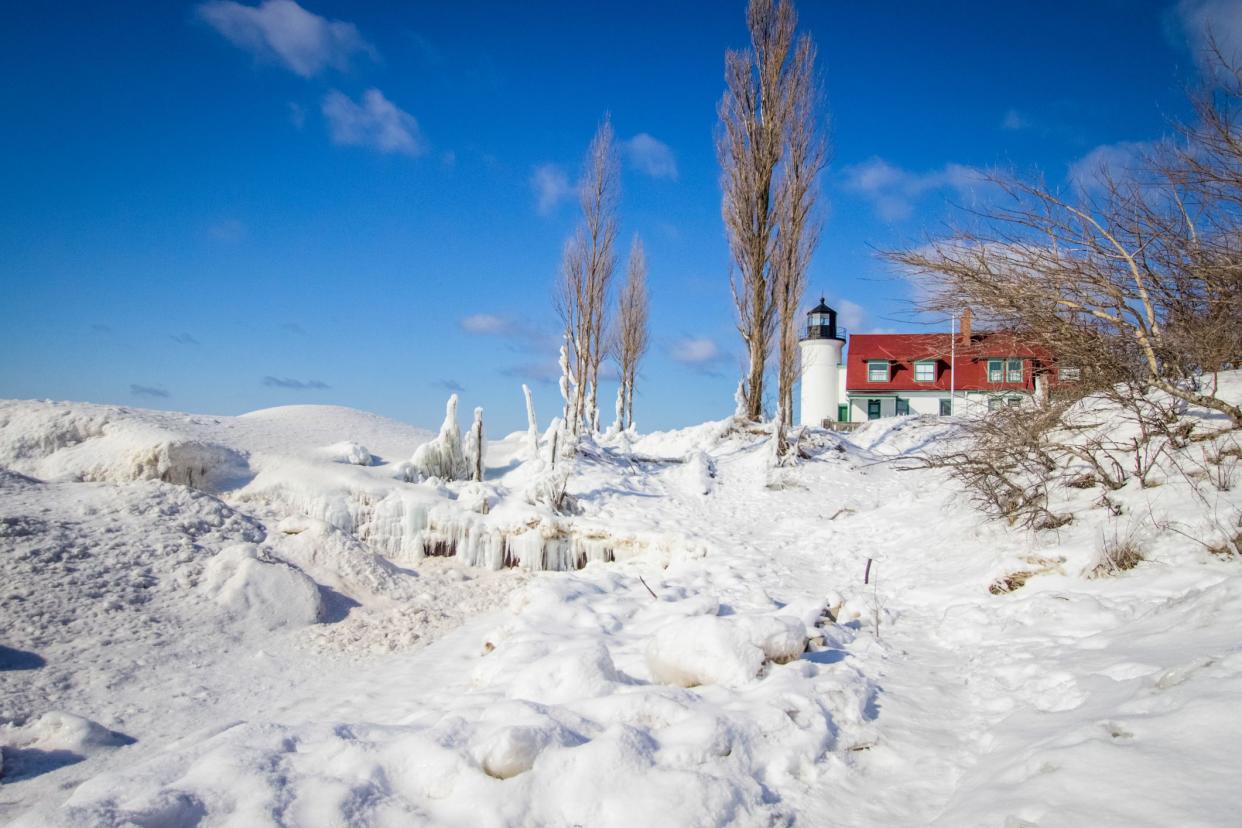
xmin=799 ymin=298 xmax=846 ymax=427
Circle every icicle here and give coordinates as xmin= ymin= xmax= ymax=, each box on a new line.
xmin=522 ymin=384 xmax=539 ymax=461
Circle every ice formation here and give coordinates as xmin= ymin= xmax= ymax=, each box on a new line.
xmin=411 ymin=394 xmax=467 ymax=481
xmin=464 ymin=406 xmax=485 ymax=483
xmin=522 ymin=383 xmax=539 ymax=460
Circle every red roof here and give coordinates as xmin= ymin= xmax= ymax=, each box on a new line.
xmin=845 ymin=332 xmax=1051 ymax=393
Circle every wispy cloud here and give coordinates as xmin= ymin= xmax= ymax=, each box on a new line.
xmin=322 ymin=89 xmax=424 ymax=156
xmin=169 ymin=332 xmax=200 ymax=346
xmin=1176 ymin=0 xmax=1242 ymax=73
xmin=460 ymin=313 xmax=509 ymax=334
xmin=1067 ymin=140 xmax=1152 ymax=191
xmin=207 ymin=218 xmax=247 ymax=243
xmin=280 ymin=321 xmax=306 ymax=335
xmin=531 ymin=163 xmax=573 ymax=215
xmin=434 ymin=378 xmax=465 ymax=393
xmin=196 ymin=0 xmax=375 ymax=77
xmin=499 ymin=361 xmax=560 ymax=384
xmin=1000 ymin=108 xmax=1030 ymax=131
xmin=91 ymin=323 xmax=112 ymax=335
xmin=623 ymin=133 xmax=678 ymax=180
xmin=839 ymin=157 xmax=988 ymax=222
xmin=460 ymin=313 xmax=557 ymax=356
xmin=287 ymin=101 xmax=306 ymax=129
xmin=130 ymin=384 xmax=170 ymax=398
xmin=262 ymin=376 xmax=329 ymax=389
xmin=668 ymin=337 xmax=728 ymax=375
xmin=835 ymin=299 xmax=865 ymax=332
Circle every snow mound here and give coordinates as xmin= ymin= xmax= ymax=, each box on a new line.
xmin=201 ymin=544 xmax=323 ymax=629
xmin=0 ymin=402 xmax=250 ymax=491
xmin=646 ymin=614 xmax=808 ymax=688
xmin=507 ymin=640 xmax=623 ymax=704
xmin=272 ymin=514 xmax=416 ymax=603
xmin=677 ymin=450 xmax=717 ymax=495
xmin=321 ymin=440 xmax=372 ymax=466
xmin=0 ymin=712 xmax=134 ymax=782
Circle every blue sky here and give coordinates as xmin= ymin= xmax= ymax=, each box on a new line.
xmin=2 ymin=0 xmax=1238 ymax=432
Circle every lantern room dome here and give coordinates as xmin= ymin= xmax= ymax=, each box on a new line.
xmin=803 ymin=297 xmax=844 ymax=341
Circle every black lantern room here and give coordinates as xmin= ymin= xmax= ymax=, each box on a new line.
xmin=804 ymin=297 xmax=844 ymax=341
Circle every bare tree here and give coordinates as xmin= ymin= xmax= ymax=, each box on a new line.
xmin=614 ymin=235 xmax=650 ymax=430
xmin=718 ymin=0 xmax=798 ymax=421
xmin=888 ymin=54 xmax=1242 ymax=427
xmin=582 ymin=117 xmax=620 ymax=432
xmin=772 ymin=34 xmax=827 ymax=429
xmin=555 ymin=231 xmax=589 ymax=436
xmin=555 ymin=117 xmax=619 ymax=435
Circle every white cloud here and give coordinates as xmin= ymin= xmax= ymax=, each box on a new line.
xmin=835 ymin=299 xmax=865 ymax=332
xmin=531 ymin=163 xmax=573 ymax=215
xmin=322 ymin=89 xmax=424 ymax=156
xmin=1067 ymin=141 xmax=1152 ymax=191
xmin=460 ymin=313 xmax=509 ymax=334
xmin=1000 ymin=108 xmax=1030 ymax=131
xmin=623 ymin=133 xmax=678 ymax=180
xmin=1176 ymin=0 xmax=1242 ymax=72
xmin=669 ymin=337 xmax=723 ymax=365
xmin=197 ymin=0 xmax=375 ymax=78
xmin=839 ymin=157 xmax=987 ymax=222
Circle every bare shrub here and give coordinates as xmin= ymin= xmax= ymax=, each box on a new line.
xmin=1088 ymin=525 xmax=1144 ymax=578
xmin=920 ymin=404 xmax=1072 ymax=530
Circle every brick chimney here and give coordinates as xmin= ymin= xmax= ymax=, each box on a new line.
xmin=959 ymin=307 xmax=972 ymax=345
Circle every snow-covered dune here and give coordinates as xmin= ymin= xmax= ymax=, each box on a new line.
xmin=3 ymin=381 xmax=1242 ymax=825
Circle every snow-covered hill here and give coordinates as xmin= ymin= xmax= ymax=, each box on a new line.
xmin=2 ymin=385 xmax=1241 ymax=825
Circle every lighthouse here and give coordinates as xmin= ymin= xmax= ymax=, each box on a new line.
xmin=798 ymin=298 xmax=846 ymax=427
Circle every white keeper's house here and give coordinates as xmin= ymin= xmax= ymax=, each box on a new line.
xmin=798 ymin=301 xmax=1069 ymax=426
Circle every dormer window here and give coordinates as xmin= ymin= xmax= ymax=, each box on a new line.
xmin=914 ymin=360 xmax=936 ymax=382
xmin=867 ymin=360 xmax=890 ymax=382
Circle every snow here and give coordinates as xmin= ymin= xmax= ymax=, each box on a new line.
xmin=2 ymin=377 xmax=1242 ymax=825
xmin=200 ymin=544 xmax=324 ymax=630
xmin=321 ymin=440 xmax=372 ymax=466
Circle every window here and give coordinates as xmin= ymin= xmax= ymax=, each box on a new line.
xmin=1007 ymin=358 xmax=1024 ymax=382
xmin=895 ymin=398 xmax=910 ymax=416
xmin=867 ymin=360 xmax=889 ymax=382
xmin=987 ymin=396 xmax=1003 ymax=412
xmin=1058 ymin=366 xmax=1081 ymax=381
xmin=987 ymin=359 xmax=1004 ymax=383
xmin=914 ymin=360 xmax=936 ymax=382
xmin=867 ymin=399 xmax=881 ymax=420
xmin=1006 ymin=397 xmax=1021 ymax=408
xmin=939 ymin=398 xmax=952 ymax=416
